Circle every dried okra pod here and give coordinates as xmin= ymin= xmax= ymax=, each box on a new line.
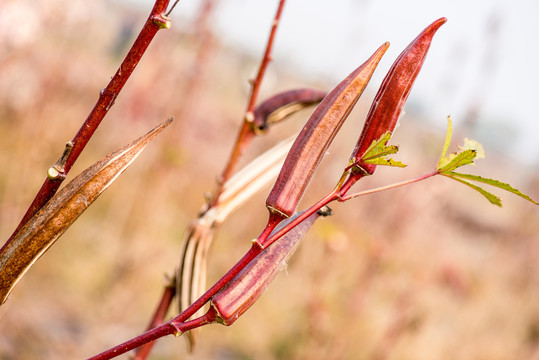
xmin=0 ymin=118 xmax=173 ymax=304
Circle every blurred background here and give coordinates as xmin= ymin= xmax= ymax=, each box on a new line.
xmin=0 ymin=0 xmax=538 ymax=359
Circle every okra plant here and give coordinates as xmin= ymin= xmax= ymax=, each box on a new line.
xmin=0 ymin=1 xmax=536 ymax=359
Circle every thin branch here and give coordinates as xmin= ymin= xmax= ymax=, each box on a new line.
xmin=93 ymin=311 xmax=216 ymax=360
xmin=133 ymin=281 xmax=176 ymax=360
xmin=125 ymin=1 xmax=287 ymax=358
xmin=166 ymin=0 xmax=182 ymax=16
xmin=211 ymin=0 xmax=287 ymax=206
xmin=339 ymin=171 xmax=439 ymax=201
xmin=90 ymin=250 xmax=259 ymax=360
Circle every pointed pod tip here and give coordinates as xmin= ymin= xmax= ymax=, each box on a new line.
xmin=374 ymin=42 xmax=390 ymax=56
xmin=162 ymin=116 xmax=174 ymax=127
xmin=150 ymin=116 xmax=174 ymax=135
xmin=375 ymin=42 xmax=390 ymax=56
xmin=429 ymin=17 xmax=448 ymax=32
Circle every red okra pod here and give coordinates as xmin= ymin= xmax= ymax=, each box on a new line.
xmin=210 ymin=207 xmax=332 ymax=326
xmin=351 ymin=17 xmax=447 ymax=175
xmin=266 ymin=42 xmax=390 ymax=218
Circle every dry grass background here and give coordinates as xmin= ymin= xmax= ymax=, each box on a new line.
xmin=1 ymin=1 xmax=538 ymax=359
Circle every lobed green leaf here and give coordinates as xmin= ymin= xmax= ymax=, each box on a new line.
xmin=437 ymin=149 xmax=477 ymax=173
xmin=358 ymin=131 xmax=406 ymax=168
xmin=364 ymin=157 xmax=407 ymax=168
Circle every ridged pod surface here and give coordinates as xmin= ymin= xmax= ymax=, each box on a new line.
xmin=266 ymin=43 xmax=390 ymax=218
xmin=351 ymin=18 xmax=447 ymax=175
xmin=210 ymin=207 xmax=331 ymax=326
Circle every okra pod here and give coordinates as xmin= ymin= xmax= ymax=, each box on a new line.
xmin=210 ymin=207 xmax=332 ymax=326
xmin=351 ymin=17 xmax=447 ymax=175
xmin=266 ymin=43 xmax=389 ymax=218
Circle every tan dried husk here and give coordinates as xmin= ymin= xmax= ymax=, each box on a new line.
xmin=0 ymin=118 xmax=173 ymax=304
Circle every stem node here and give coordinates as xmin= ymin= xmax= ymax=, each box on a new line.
xmin=151 ymin=14 xmax=171 ymax=29
xmin=251 ymin=238 xmax=263 ymax=250
xmin=47 ymin=141 xmax=74 ymax=180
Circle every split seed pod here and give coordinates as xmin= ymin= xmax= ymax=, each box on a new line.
xmin=177 ymin=137 xmax=294 ymax=351
xmin=0 ymin=118 xmax=173 ymax=304
xmin=266 ymin=42 xmax=390 ymax=219
xmin=210 ymin=207 xmax=332 ymax=326
xmin=351 ymin=18 xmax=447 ymax=175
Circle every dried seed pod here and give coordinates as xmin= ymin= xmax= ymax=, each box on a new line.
xmin=266 ymin=43 xmax=389 ymax=218
xmin=0 ymin=118 xmax=173 ymax=304
xmin=210 ymin=207 xmax=331 ymax=326
xmin=351 ymin=18 xmax=447 ymax=175
xmin=252 ymin=88 xmax=327 ymax=133
xmin=216 ymin=136 xmax=295 ymax=223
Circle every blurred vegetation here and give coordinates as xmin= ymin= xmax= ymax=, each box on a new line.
xmin=0 ymin=1 xmax=538 ymax=359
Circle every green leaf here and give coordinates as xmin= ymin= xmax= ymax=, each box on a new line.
xmin=364 ymin=157 xmax=407 ymax=168
xmin=437 ymin=116 xmax=484 ymax=173
xmin=437 ymin=116 xmax=453 ymax=169
xmin=450 ymin=172 xmax=539 ymax=205
xmin=363 ymin=144 xmax=399 ymax=161
xmin=360 ymin=131 xmax=407 ymax=168
xmin=435 ymin=116 xmax=537 ymax=207
xmin=458 ymin=138 xmax=485 ymax=159
xmin=442 ymin=173 xmax=502 ymax=206
xmin=361 ymin=131 xmax=392 ymax=159
xmin=437 ymin=149 xmax=477 ymax=173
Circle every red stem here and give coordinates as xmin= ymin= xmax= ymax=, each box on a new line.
xmin=2 ymin=0 xmax=171 ymax=251
xmin=212 ymin=0 xmax=287 ymax=205
xmin=339 ymin=170 xmax=439 ymax=201
xmin=258 ymin=190 xmax=338 ymax=249
xmin=90 ymin=248 xmax=261 ymax=360
xmin=88 ymin=310 xmax=218 ymax=360
xmin=124 ymin=2 xmax=288 ymax=358
xmin=133 ymin=284 xmax=176 ymax=360
xmin=91 ymin=167 xmax=441 ymax=359
xmin=92 ymin=214 xmax=283 ymax=359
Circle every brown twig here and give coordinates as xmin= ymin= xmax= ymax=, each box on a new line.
xmin=2 ymin=0 xmax=171 ymax=251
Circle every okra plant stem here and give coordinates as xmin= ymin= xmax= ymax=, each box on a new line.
xmin=211 ymin=0 xmax=287 ymax=206
xmin=91 ymin=165 xmax=441 ymax=360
